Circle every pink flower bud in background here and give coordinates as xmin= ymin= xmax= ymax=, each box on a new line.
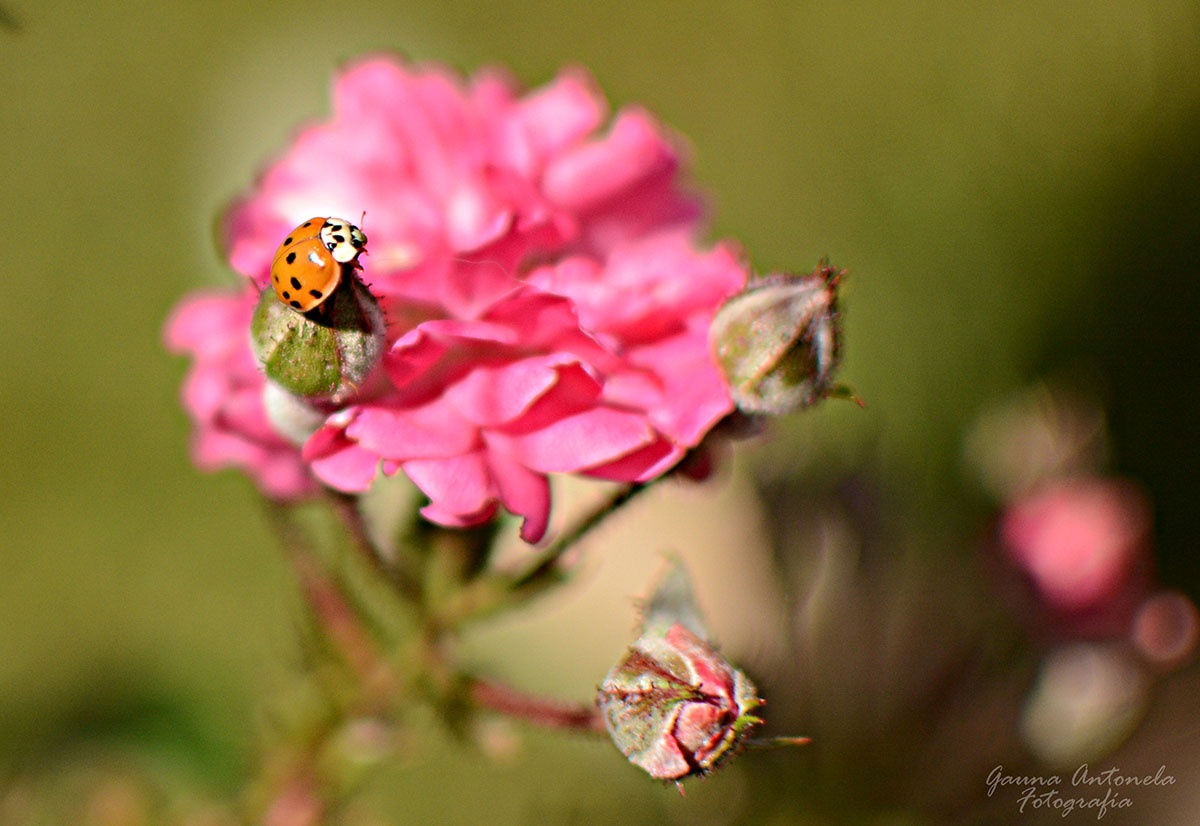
xmin=596 ymin=562 xmax=763 ymax=783
xmin=999 ymin=477 xmax=1151 ymax=636
xmin=1131 ymin=590 xmax=1200 ymax=670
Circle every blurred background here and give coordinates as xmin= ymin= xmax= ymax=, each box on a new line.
xmin=4 ymin=1 xmax=1200 ymax=823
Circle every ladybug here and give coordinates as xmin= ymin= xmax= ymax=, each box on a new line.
xmin=270 ymin=216 xmax=367 ymax=312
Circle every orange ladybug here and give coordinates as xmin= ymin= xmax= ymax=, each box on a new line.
xmin=270 ymin=217 xmax=367 ymax=312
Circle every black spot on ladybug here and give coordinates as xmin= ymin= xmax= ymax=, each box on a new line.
xmin=282 ymin=291 xmax=291 ymax=299
xmin=290 ymin=300 xmax=302 ymax=309
xmin=284 ymin=236 xmax=294 ymax=245
xmin=333 ymin=234 xmax=346 ymax=243
xmin=303 ymin=220 xmax=315 ymax=228
xmin=286 ymin=252 xmax=297 ymax=264
xmin=309 ymin=289 xmax=323 ymax=298
xmin=272 ymin=275 xmax=279 ymax=283
xmin=290 ymin=277 xmax=302 ymax=290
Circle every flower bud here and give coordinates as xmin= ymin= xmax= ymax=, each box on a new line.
xmin=710 ymin=262 xmax=846 ymax=416
xmin=251 ymin=275 xmax=386 ymax=405
xmin=596 ymin=562 xmax=763 ymax=782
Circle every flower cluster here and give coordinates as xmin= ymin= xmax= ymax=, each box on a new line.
xmin=168 ymin=56 xmax=750 ymax=541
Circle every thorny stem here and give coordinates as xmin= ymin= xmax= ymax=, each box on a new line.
xmin=468 ymin=677 xmax=606 ymax=734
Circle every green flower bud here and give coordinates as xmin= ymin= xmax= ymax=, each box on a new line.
xmin=596 ymin=562 xmax=763 ymax=783
xmin=710 ymin=262 xmax=848 ymax=416
xmin=251 ymin=275 xmax=386 ymax=405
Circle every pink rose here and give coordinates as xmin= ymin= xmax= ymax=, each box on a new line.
xmin=168 ymin=56 xmax=747 ymax=541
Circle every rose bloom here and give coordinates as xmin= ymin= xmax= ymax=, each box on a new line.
xmin=167 ymin=55 xmax=748 ymax=542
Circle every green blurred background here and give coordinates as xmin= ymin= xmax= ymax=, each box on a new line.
xmin=4 ymin=1 xmax=1200 ymax=823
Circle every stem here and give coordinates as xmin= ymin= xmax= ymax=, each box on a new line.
xmin=253 ymin=503 xmax=399 ymax=824
xmin=291 ymin=550 xmax=387 ymax=685
xmin=434 ymin=482 xmax=653 ymax=628
xmin=326 ymin=489 xmax=422 ymax=602
xmin=467 ymin=677 xmax=606 ymax=734
xmin=263 ymin=501 xmax=391 ymax=685
xmin=512 ymin=482 xmax=650 ymax=591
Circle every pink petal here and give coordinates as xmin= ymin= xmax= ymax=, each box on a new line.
xmin=529 ymin=236 xmax=746 ymax=340
xmin=438 ymin=253 xmax=524 ymax=320
xmin=505 ymin=69 xmax=606 ymax=167
xmin=510 ymin=407 xmax=660 ymax=473
xmin=481 ymin=289 xmax=612 ymax=364
xmin=419 ymin=498 xmax=500 ymax=530
xmin=614 ymin=327 xmax=734 ymax=445
xmin=484 ymin=440 xmax=552 ymax=543
xmin=255 ymin=453 xmax=322 ymax=500
xmin=307 ymin=434 xmax=381 ymax=492
xmin=334 ymin=60 xmax=468 ymax=195
xmin=582 ymin=438 xmax=682 ymax=482
xmin=404 ymin=452 xmax=494 ymax=518
xmin=192 ymin=428 xmax=267 ymax=472
xmin=347 ymin=401 xmax=478 ymax=460
xmin=163 ymin=290 xmax=251 ymax=353
xmin=385 ymin=327 xmax=453 ymax=389
xmin=444 ymin=180 xmax=513 ymax=252
xmin=542 ymin=109 xmax=677 ymax=212
xmin=448 ymin=356 xmax=600 ymax=428
xmin=180 ymin=367 xmax=229 ymax=423
xmin=220 ymin=386 xmax=286 ymax=445
xmin=385 ymin=319 xmax=522 ymax=392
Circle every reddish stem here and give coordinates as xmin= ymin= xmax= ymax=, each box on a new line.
xmin=291 ymin=550 xmax=385 ymax=684
xmin=468 ymin=677 xmax=607 ymax=734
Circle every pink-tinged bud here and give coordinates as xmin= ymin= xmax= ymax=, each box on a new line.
xmin=596 ymin=563 xmax=763 ymax=782
xmin=709 ymin=262 xmax=848 ymax=416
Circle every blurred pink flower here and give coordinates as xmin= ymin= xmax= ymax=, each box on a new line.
xmin=164 ymin=289 xmax=319 ymax=500
xmin=169 ymin=55 xmax=746 ymax=540
xmin=1000 ymin=478 xmax=1151 ymax=634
